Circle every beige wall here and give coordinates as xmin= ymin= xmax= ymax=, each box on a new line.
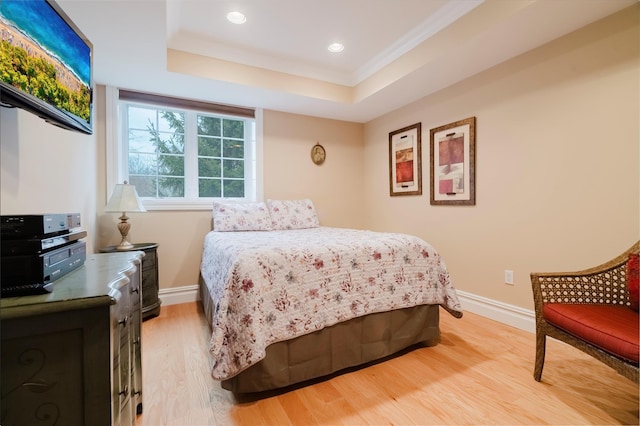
xmin=363 ymin=7 xmax=639 ymax=310
xmin=2 ymin=7 xmax=637 ymax=311
xmin=261 ymin=110 xmax=364 ymax=228
xmin=0 ymin=102 xmax=98 ymax=252
xmin=94 ymin=107 xmax=364 ymax=290
xmin=0 ymin=94 xmax=363 ymax=293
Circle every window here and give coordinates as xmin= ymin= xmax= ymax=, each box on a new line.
xmin=107 ymin=88 xmax=260 ymax=210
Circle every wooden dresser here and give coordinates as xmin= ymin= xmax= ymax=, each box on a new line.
xmin=0 ymin=252 xmax=143 ymax=426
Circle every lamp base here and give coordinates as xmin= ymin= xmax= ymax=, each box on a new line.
xmin=115 ymin=240 xmax=135 ymax=251
xmin=115 ymin=213 xmax=134 ymax=251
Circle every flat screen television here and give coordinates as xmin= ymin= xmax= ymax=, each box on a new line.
xmin=0 ymin=0 xmax=93 ymax=134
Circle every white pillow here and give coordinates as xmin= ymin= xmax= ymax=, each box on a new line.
xmin=266 ymin=199 xmax=320 ymax=230
xmin=212 ymin=201 xmax=273 ymax=231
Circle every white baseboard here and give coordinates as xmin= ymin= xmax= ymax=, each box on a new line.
xmin=159 ymin=284 xmax=199 ymax=306
xmin=456 ymin=290 xmax=535 ymax=333
xmin=159 ymin=285 xmax=535 ymax=333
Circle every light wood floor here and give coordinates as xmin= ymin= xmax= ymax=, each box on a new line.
xmin=136 ymin=302 xmax=639 ymax=425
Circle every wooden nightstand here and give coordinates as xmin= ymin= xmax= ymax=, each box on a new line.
xmin=100 ymin=243 xmax=161 ymax=320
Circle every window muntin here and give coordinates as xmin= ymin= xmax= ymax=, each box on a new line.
xmin=126 ymin=106 xmax=186 ymax=198
xmin=119 ymin=100 xmax=256 ymax=207
xmin=196 ymin=115 xmax=245 ymax=198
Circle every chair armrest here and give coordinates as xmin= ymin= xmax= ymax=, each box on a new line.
xmin=531 ymin=242 xmax=639 ymax=313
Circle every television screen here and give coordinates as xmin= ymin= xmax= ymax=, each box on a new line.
xmin=0 ymin=0 xmax=93 ymax=134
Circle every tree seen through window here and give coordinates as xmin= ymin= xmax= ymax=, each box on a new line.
xmin=125 ymin=104 xmax=247 ymax=199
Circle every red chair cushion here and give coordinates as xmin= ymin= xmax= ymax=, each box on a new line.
xmin=628 ymin=253 xmax=639 ymax=311
xmin=543 ymin=304 xmax=639 ymax=363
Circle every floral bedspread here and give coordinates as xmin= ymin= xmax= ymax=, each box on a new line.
xmin=200 ymin=227 xmax=463 ymax=380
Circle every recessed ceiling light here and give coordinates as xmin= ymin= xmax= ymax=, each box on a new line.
xmin=328 ymin=42 xmax=344 ymax=53
xmin=227 ymin=11 xmax=246 ymax=24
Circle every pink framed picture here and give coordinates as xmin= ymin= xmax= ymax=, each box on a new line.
xmin=430 ymin=117 xmax=476 ymax=205
xmin=389 ymin=123 xmax=422 ymax=196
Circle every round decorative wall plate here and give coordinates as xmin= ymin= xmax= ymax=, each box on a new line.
xmin=311 ymin=143 xmax=326 ymax=165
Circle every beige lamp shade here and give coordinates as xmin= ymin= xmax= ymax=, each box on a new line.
xmin=105 ymin=182 xmax=146 ymax=213
xmin=105 ymin=181 xmax=146 ymax=250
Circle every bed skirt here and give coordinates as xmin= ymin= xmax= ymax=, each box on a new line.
xmin=200 ymin=280 xmax=441 ymax=393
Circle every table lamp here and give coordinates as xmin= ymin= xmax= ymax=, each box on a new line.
xmin=105 ymin=181 xmax=146 ymax=250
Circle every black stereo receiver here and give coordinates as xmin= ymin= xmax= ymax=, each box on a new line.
xmin=1 ymin=213 xmax=81 ymax=238
xmin=1 ymin=240 xmax=86 ymax=296
xmin=1 ymin=229 xmax=87 ymax=256
xmin=1 ymin=214 xmax=86 ymax=297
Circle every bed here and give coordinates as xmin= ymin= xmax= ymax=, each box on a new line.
xmin=199 ymin=199 xmax=463 ymax=393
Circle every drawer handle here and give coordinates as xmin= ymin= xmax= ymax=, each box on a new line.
xmin=118 ymin=316 xmax=128 ymax=327
xmin=131 ymin=286 xmax=139 ymax=294
xmin=23 ymin=381 xmax=55 ymax=392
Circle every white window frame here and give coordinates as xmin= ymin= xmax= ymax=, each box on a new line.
xmin=106 ymin=86 xmax=264 ymax=210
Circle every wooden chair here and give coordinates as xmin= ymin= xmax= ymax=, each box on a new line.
xmin=530 ymin=242 xmax=639 ymax=383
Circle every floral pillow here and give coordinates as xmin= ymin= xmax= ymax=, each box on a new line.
xmin=266 ymin=199 xmax=320 ymax=230
xmin=212 ymin=201 xmax=273 ymax=231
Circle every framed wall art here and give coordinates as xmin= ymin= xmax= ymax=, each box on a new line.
xmin=389 ymin=123 xmax=422 ymax=196
xmin=429 ymin=117 xmax=476 ymax=205
xmin=311 ymin=143 xmax=326 ymax=165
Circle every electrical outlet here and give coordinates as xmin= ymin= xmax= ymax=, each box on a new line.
xmin=504 ymin=269 xmax=514 ymax=285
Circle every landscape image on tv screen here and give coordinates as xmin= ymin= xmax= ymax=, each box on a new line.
xmin=0 ymin=0 xmax=91 ymax=125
